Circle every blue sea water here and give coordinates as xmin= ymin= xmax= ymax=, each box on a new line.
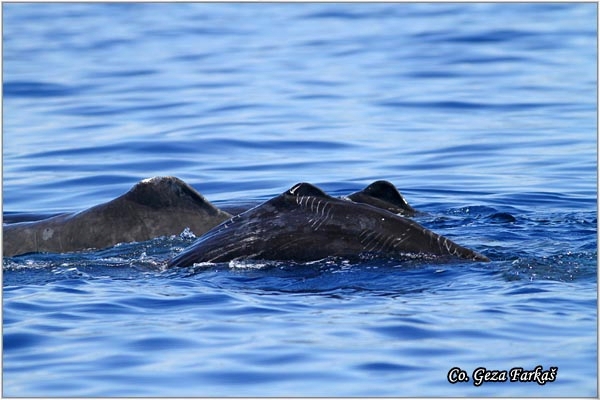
xmin=2 ymin=2 xmax=597 ymax=397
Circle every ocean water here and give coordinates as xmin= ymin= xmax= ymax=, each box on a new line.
xmin=2 ymin=3 xmax=597 ymax=397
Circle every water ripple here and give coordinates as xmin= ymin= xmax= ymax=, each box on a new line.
xmin=377 ymin=100 xmax=570 ymax=111
xmin=4 ymin=81 xmax=80 ymax=98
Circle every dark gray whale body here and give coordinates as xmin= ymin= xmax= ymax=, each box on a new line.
xmin=4 ymin=176 xmax=489 ymax=264
xmin=2 ymin=177 xmax=425 ymax=257
xmin=346 ymin=180 xmax=418 ymax=216
xmin=168 ymin=182 xmax=489 ymax=267
xmin=3 ymin=177 xmax=231 ymax=257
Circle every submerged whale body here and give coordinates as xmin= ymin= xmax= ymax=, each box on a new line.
xmin=3 ymin=177 xmax=232 ymax=256
xmin=168 ymin=182 xmax=489 ymax=267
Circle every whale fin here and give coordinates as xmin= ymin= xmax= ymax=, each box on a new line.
xmin=348 ymin=180 xmax=418 ymax=216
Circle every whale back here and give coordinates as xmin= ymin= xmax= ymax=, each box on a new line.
xmin=167 ymin=182 xmax=489 ymax=267
xmin=3 ymin=177 xmax=231 ymax=256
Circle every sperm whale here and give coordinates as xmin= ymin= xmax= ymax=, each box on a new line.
xmin=3 ymin=176 xmax=232 ymax=256
xmin=168 ymin=182 xmax=489 ymax=267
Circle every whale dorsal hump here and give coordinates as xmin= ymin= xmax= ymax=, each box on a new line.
xmin=124 ymin=176 xmax=216 ymax=211
xmin=358 ymin=180 xmax=411 ymax=207
xmin=286 ymin=182 xmax=328 ymax=198
xmin=346 ymin=180 xmax=418 ymax=216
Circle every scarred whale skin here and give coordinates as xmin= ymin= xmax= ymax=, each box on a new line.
xmin=3 ymin=176 xmax=232 ymax=257
xmin=167 ymin=182 xmax=489 ymax=267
